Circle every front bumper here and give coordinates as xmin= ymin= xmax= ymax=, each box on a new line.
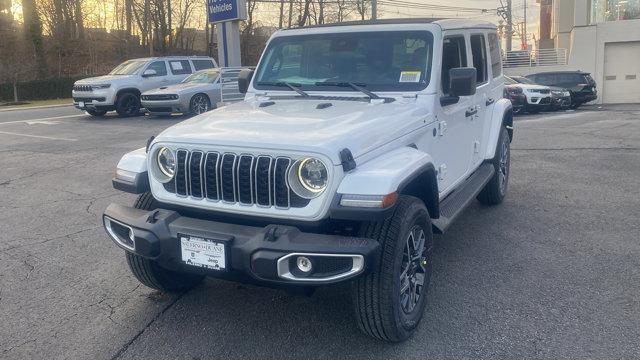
xmin=72 ymin=89 xmax=115 ymax=110
xmin=551 ymin=95 xmax=571 ymax=109
xmin=141 ymin=99 xmax=189 ymax=115
xmin=103 ymin=203 xmax=379 ymax=285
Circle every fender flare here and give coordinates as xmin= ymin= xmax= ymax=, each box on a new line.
xmin=334 ymin=147 xmax=439 ymax=219
xmin=485 ymin=98 xmax=513 ymax=160
xmin=112 ymin=147 xmax=149 ymax=194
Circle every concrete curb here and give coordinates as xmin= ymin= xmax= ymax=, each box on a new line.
xmin=0 ymin=103 xmax=73 ymax=112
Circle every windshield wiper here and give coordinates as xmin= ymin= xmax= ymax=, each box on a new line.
xmin=255 ymin=81 xmax=308 ymax=97
xmin=314 ymin=81 xmax=380 ymax=100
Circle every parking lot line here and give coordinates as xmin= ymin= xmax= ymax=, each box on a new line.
xmin=0 ymin=114 xmax=85 ymax=125
xmin=0 ymin=130 xmax=78 ymax=141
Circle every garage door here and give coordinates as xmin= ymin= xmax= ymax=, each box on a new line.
xmin=603 ymin=42 xmax=640 ymax=104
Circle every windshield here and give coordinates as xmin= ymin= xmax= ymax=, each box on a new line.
xmin=109 ymin=60 xmax=147 ymax=75
xmin=254 ymin=31 xmax=434 ymax=92
xmin=504 ymin=76 xmax=517 ymax=85
xmin=513 ymin=76 xmax=535 ymax=85
xmin=182 ymin=70 xmax=220 ymax=84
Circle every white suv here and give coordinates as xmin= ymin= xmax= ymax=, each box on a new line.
xmin=72 ymin=56 xmax=217 ymax=117
xmin=103 ymin=19 xmax=513 ymax=342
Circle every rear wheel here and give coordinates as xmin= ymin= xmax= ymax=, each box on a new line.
xmin=125 ymin=192 xmax=204 ymax=293
xmin=115 ymin=92 xmax=141 ymax=117
xmin=351 ymin=195 xmax=433 ymax=342
xmin=189 ymin=93 xmax=212 ymax=115
xmin=477 ymin=126 xmax=511 ymax=205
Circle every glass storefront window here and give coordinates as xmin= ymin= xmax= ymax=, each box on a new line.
xmin=591 ymin=0 xmax=640 ymax=23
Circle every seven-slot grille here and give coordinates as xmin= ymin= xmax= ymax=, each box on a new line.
xmin=73 ymin=85 xmax=92 ymax=92
xmin=164 ymin=150 xmax=310 ymax=209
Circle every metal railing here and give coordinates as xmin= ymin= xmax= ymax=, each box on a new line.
xmin=502 ymin=48 xmax=568 ymax=68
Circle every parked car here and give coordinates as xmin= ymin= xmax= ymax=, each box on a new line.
xmin=549 ymin=86 xmax=572 ymax=111
xmin=506 ymin=75 xmax=552 ymax=113
xmin=72 ymin=56 xmax=217 ymax=117
xmin=503 ymin=76 xmax=526 ymax=114
xmin=141 ymin=68 xmax=249 ymax=116
xmin=526 ymin=71 xmax=597 ymax=109
xmin=103 ymin=19 xmax=514 ymax=342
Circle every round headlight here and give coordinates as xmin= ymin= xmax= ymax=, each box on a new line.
xmin=289 ymin=157 xmax=328 ymax=198
xmin=157 ymin=147 xmax=176 ymax=178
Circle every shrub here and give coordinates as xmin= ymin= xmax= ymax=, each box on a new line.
xmin=0 ymin=77 xmax=86 ymax=102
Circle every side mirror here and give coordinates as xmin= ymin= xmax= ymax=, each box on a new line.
xmin=449 ymin=67 xmax=477 ymax=97
xmin=142 ymin=69 xmax=157 ymax=77
xmin=238 ymin=69 xmax=254 ymax=94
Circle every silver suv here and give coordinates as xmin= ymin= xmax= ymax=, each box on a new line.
xmin=72 ymin=56 xmax=218 ymax=117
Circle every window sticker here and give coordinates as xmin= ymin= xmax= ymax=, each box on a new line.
xmin=399 ymin=71 xmax=421 ymax=83
xmin=170 ymin=61 xmax=184 ymax=71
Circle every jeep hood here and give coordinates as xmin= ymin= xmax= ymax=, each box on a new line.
xmin=154 ymin=97 xmax=430 ymax=165
xmin=75 ymin=75 xmax=130 ymax=84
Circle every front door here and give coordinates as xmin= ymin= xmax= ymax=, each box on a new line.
xmin=140 ymin=60 xmax=169 ymax=92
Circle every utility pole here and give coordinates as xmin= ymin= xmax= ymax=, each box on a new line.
xmin=523 ymin=0 xmax=527 ymax=49
xmin=372 ymin=0 xmax=378 ymax=20
xmin=506 ymin=0 xmax=512 ymax=51
xmin=498 ymin=0 xmax=513 ymax=51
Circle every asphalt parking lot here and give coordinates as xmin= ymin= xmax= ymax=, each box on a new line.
xmin=1 ymin=104 xmax=639 ymax=359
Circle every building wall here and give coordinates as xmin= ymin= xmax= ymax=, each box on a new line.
xmin=529 ymin=0 xmax=640 ymax=103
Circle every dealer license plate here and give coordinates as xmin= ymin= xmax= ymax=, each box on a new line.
xmin=180 ymin=234 xmax=226 ymax=270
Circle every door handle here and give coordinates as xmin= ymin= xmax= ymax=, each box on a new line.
xmin=465 ymin=108 xmax=478 ymax=117
xmin=486 ymin=98 xmax=495 ymax=106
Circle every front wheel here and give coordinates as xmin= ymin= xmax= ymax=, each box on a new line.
xmin=115 ymin=92 xmax=141 ymax=117
xmin=189 ymin=93 xmax=212 ymax=115
xmin=125 ymin=192 xmax=204 ymax=293
xmin=477 ymin=126 xmax=511 ymax=205
xmin=351 ymin=195 xmax=433 ymax=342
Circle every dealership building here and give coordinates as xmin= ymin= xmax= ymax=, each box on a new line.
xmin=505 ymin=0 xmax=640 ymax=104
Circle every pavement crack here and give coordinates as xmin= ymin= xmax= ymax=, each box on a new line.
xmin=0 ymin=226 xmax=102 ymax=253
xmin=110 ymin=291 xmax=187 ymax=360
xmin=2 ymin=338 xmax=36 ymax=355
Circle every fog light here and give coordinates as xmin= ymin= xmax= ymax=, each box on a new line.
xmin=296 ymin=256 xmax=313 ymax=273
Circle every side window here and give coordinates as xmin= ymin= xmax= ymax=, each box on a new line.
xmin=192 ymin=59 xmax=215 ymax=71
xmin=488 ymin=33 xmax=502 ymax=78
xmin=441 ymin=36 xmax=467 ymax=95
xmin=146 ymin=61 xmax=167 ymax=76
xmin=470 ymin=34 xmax=488 ymax=84
xmin=169 ymin=60 xmax=193 ymax=75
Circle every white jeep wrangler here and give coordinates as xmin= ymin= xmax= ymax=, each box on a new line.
xmin=103 ymin=19 xmax=513 ymax=342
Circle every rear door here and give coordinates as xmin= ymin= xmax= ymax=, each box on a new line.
xmin=468 ymin=32 xmax=491 ymax=168
xmin=168 ymin=59 xmax=194 ymax=83
xmin=432 ymin=33 xmax=476 ymax=195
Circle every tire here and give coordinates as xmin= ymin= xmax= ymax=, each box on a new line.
xmin=86 ymin=109 xmax=107 ymax=117
xmin=125 ymin=192 xmax=205 ymax=293
xmin=351 ymin=195 xmax=434 ymax=342
xmin=115 ymin=92 xmax=141 ymax=117
xmin=477 ymin=126 xmax=511 ymax=205
xmin=189 ymin=93 xmax=212 ymax=115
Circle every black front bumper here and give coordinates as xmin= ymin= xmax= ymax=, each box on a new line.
xmin=103 ymin=204 xmax=379 ymax=286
